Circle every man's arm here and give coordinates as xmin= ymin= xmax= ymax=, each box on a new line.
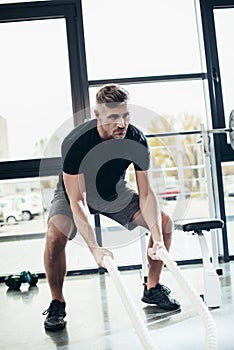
xmin=63 ymin=172 xmax=113 ymax=266
xmin=135 ymin=170 xmax=164 ymax=257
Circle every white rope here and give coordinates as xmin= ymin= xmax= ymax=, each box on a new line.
xmin=156 ymin=247 xmax=217 ymax=350
xmin=103 ymin=255 xmax=159 ymax=350
xmin=103 ymin=247 xmax=217 ymax=350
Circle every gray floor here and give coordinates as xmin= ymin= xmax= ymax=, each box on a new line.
xmin=0 ymin=262 xmax=233 ymax=350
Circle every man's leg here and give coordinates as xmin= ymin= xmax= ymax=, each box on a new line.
xmin=43 ymin=214 xmax=75 ymax=331
xmin=133 ymin=210 xmax=173 ymax=289
xmin=146 ymin=211 xmax=173 ymax=289
xmin=133 ymin=210 xmax=180 ymax=310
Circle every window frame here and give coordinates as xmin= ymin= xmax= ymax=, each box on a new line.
xmin=0 ymin=0 xmax=89 ymax=179
xmin=200 ymin=0 xmax=234 ymax=162
xmin=199 ymin=0 xmax=234 ymax=261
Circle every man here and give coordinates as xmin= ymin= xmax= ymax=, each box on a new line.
xmin=43 ymin=84 xmax=180 ymax=332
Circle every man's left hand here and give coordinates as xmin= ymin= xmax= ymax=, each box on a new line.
xmin=148 ymin=241 xmax=165 ymax=260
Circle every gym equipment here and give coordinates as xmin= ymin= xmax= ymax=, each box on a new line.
xmin=141 ymin=116 xmax=233 ymax=304
xmin=146 ymin=108 xmax=234 ymax=146
xmin=4 ymin=274 xmax=21 ymax=290
xmin=146 ymin=125 xmax=234 ymax=140
xmin=229 ymin=110 xmax=234 ymax=150
xmin=103 ymin=251 xmax=217 ymax=350
xmin=103 ymin=255 xmax=158 ymax=350
xmin=144 ymin=113 xmax=233 ymax=268
xmin=200 ymin=123 xmax=221 ymax=274
xmin=175 ymin=219 xmax=224 ymax=308
xmin=4 ymin=270 xmax=38 ymax=290
xmin=156 ymin=247 xmax=217 ymax=350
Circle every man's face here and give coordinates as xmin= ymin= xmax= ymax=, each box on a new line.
xmin=95 ymin=102 xmax=130 ymax=140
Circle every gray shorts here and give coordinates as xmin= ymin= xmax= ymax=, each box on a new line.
xmin=48 ymin=186 xmax=140 ymax=239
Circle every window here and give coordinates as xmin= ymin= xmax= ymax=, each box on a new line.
xmin=0 ymin=19 xmax=73 ymax=161
xmin=82 ymin=0 xmax=202 ymax=80
xmin=0 ymin=0 xmax=88 ymax=275
xmin=84 ymin=0 xmax=216 ymax=262
xmin=214 ymin=9 xmax=234 ymax=128
xmin=89 ymin=81 xmax=211 ymax=261
xmin=89 ymin=80 xmax=207 ymax=131
xmin=0 ymin=0 xmax=225 ymax=274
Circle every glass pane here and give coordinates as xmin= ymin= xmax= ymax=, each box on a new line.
xmin=0 ymin=177 xmax=47 ymax=233
xmin=91 ymin=133 xmax=211 ymax=261
xmin=0 ymin=177 xmax=45 ymax=275
xmin=222 ymin=161 xmax=234 ymax=255
xmin=82 ymin=0 xmax=202 ymax=79
xmin=0 ymin=176 xmax=98 ymax=275
xmin=0 ymin=19 xmax=73 ymax=161
xmin=89 ymin=80 xmax=207 ymax=132
xmin=214 ymin=9 xmax=234 ymax=128
xmin=88 ymin=83 xmax=212 ymax=261
xmin=97 ymin=134 xmax=211 ymax=261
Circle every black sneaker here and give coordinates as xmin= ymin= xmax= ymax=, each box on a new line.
xmin=43 ymin=300 xmax=66 ymax=332
xmin=141 ymin=283 xmax=181 ymax=311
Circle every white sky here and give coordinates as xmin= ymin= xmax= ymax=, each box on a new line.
xmin=0 ymin=18 xmax=73 ymax=159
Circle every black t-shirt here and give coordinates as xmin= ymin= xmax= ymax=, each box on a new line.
xmin=58 ymin=119 xmax=150 ymax=202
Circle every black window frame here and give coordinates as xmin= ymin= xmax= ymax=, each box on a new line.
xmin=199 ymin=0 xmax=234 ymax=261
xmin=0 ymin=0 xmax=89 ymax=180
xmin=200 ymin=0 xmax=234 ymax=162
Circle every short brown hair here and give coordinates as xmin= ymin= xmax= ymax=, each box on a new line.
xmin=96 ymin=84 xmax=129 ymax=107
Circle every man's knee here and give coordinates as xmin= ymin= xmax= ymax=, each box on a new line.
xmin=161 ymin=211 xmax=173 ymax=234
xmin=45 ymin=227 xmax=66 ymax=258
xmin=45 ymin=215 xmax=74 ymax=252
xmin=48 ymin=214 xmax=75 ymax=239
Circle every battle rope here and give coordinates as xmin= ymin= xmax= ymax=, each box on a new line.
xmin=103 ymin=247 xmax=217 ymax=350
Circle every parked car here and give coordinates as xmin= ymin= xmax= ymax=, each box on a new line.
xmin=7 ymin=194 xmax=44 ymax=221
xmin=226 ymin=184 xmax=234 ymax=197
xmin=159 ymin=186 xmax=190 ymax=201
xmin=0 ymin=198 xmax=22 ymax=225
xmin=159 ymin=186 xmax=180 ymax=200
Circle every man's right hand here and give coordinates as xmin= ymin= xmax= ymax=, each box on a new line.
xmin=90 ymin=247 xmax=114 ymax=267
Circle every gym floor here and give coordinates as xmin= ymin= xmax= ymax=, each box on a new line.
xmin=0 ymin=261 xmax=233 ymax=350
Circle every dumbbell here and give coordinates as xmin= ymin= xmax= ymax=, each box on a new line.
xmin=4 ymin=270 xmax=38 ymax=290
xmin=4 ymin=274 xmax=21 ymax=290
